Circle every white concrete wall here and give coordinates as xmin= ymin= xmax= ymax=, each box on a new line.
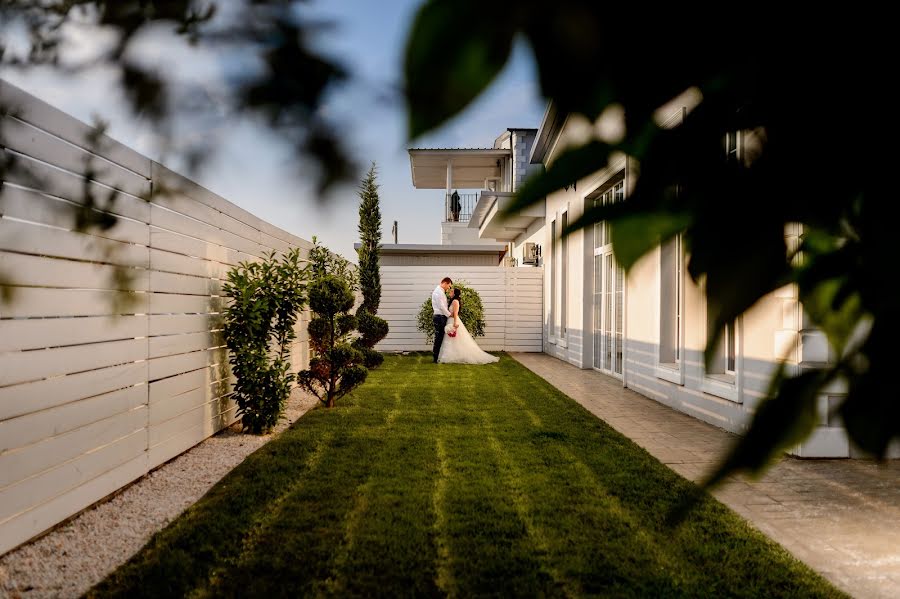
xmin=376 ymin=266 xmax=543 ymax=352
xmin=440 ymin=222 xmax=500 ymax=246
xmin=0 ymin=80 xmax=313 ymax=555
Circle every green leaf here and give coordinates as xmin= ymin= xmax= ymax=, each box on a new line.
xmin=404 ymin=0 xmax=515 ymax=138
xmin=509 ymin=141 xmax=614 ymax=214
xmin=703 ymin=367 xmax=830 ymax=489
xmin=608 ymin=212 xmax=691 ymax=272
xmin=696 ymin=222 xmax=790 ymax=369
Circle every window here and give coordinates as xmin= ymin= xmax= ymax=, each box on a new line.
xmin=706 ymin=312 xmax=738 ymax=380
xmin=659 ymin=234 xmax=683 ymax=366
xmin=725 ymin=320 xmax=736 ymax=374
xmin=726 ymin=130 xmax=740 ymax=162
xmin=560 ymin=210 xmax=568 ymax=342
xmin=549 ymin=218 xmax=556 ymax=341
xmin=590 ymin=178 xmax=625 ymax=377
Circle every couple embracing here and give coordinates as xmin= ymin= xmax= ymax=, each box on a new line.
xmin=431 ymin=277 xmax=499 ymax=365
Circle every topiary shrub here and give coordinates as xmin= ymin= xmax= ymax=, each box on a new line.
xmin=297 ymin=240 xmax=367 ymax=407
xmin=222 ymin=248 xmax=306 ymax=434
xmin=355 ymin=309 xmax=389 ymax=367
xmin=415 ymin=280 xmax=486 ymax=344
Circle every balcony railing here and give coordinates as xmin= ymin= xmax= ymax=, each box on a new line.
xmin=444 ymin=192 xmax=478 ymax=223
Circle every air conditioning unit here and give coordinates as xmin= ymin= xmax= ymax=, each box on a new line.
xmin=522 ymin=242 xmax=540 ymax=265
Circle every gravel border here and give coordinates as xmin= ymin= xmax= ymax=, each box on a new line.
xmin=0 ymin=388 xmax=319 ymax=599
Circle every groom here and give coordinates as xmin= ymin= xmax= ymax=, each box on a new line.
xmin=431 ymin=277 xmax=453 ymax=363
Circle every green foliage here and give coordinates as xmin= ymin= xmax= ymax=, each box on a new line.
xmin=222 ymin=249 xmax=306 ymax=434
xmin=404 ymin=2 xmax=897 ymax=483
xmin=306 ymin=236 xmax=358 ymax=290
xmin=355 ymin=309 xmax=389 ymax=368
xmin=357 ymin=163 xmax=383 ymax=314
xmin=89 ymin=355 xmax=844 ymax=598
xmin=416 ymin=281 xmax=486 ymax=343
xmin=355 ymin=163 xmax=389 ymax=367
xmin=1 ymin=1 xmax=354 ymax=194
xmin=297 ymin=240 xmax=367 ymax=408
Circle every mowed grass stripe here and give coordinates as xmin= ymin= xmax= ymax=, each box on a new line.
xmin=88 ymin=354 xmax=845 ymax=598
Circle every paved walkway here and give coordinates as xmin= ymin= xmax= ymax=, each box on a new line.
xmin=512 ymin=353 xmax=900 ymax=599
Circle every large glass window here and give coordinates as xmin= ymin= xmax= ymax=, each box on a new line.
xmin=659 ymin=234 xmax=683 ymax=365
xmin=591 ymin=178 xmax=625 ymax=377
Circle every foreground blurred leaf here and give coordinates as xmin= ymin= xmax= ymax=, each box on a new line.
xmin=404 ymin=0 xmax=515 ymax=139
xmin=511 ymin=141 xmax=615 ymax=213
xmin=704 ymin=367 xmax=830 ymax=489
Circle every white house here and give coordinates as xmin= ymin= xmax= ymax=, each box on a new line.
xmin=529 ymin=101 xmax=898 ymax=459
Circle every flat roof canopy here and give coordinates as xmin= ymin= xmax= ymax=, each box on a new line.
xmin=408 ymin=148 xmax=510 ymax=189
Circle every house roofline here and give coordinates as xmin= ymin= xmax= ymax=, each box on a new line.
xmin=529 ymin=101 xmax=567 ymax=164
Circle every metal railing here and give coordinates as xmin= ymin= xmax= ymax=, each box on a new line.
xmin=444 ymin=192 xmax=478 ymax=223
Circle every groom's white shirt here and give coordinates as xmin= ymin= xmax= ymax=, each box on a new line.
xmin=432 ymin=285 xmax=451 ymax=317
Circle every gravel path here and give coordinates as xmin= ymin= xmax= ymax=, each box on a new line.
xmin=0 ymin=388 xmax=320 ymax=599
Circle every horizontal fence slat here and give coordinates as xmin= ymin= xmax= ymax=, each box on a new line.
xmin=0 ymin=288 xmax=149 ymax=318
xmin=0 ymin=453 xmax=148 ymax=556
xmin=146 ymin=404 xmax=237 ymax=466
xmin=148 ymin=330 xmax=225 ymax=359
xmin=0 ymin=186 xmax=149 ymax=245
xmin=0 ymin=218 xmax=149 ymax=267
xmin=0 ymin=251 xmax=150 ymax=291
xmin=0 ymin=338 xmax=147 ymax=387
xmin=0 ymin=362 xmax=148 ymax=421
xmin=148 ymin=347 xmax=228 ymax=382
xmin=0 ymin=427 xmax=146 ymax=524
xmin=0 ymin=405 xmax=147 ymax=491
xmin=0 ymin=80 xmax=151 ymax=177
xmin=149 ymin=382 xmax=231 ymax=427
xmin=3 ymin=150 xmax=150 ymax=222
xmin=0 ymin=315 xmax=147 ymax=352
xmin=149 ymin=314 xmax=221 ymax=337
xmin=149 ymin=271 xmax=222 ymax=296
xmin=149 ymin=248 xmax=228 ymax=279
xmin=1 ymin=114 xmax=150 ymax=197
xmin=148 ymin=398 xmax=234 ymax=447
xmin=0 ymin=386 xmax=146 ymax=454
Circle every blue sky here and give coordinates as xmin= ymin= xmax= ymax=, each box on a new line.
xmin=4 ymin=0 xmax=547 ymax=260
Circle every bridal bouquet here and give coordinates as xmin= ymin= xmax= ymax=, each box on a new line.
xmin=445 ymin=321 xmax=457 ymax=338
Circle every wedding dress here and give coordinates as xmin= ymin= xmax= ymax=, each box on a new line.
xmin=437 ymin=318 xmax=499 ymax=365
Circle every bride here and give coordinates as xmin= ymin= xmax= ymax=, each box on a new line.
xmin=438 ymin=288 xmax=499 ymax=364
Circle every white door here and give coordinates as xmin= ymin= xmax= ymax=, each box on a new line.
xmin=592 ymin=181 xmax=625 ymax=378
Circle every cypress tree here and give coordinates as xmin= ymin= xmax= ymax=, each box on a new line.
xmin=357 ymin=163 xmax=382 ymax=312
xmin=355 ymin=163 xmax=389 ymax=367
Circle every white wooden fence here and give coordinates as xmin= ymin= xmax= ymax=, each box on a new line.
xmin=377 ymin=266 xmax=543 ymax=352
xmin=0 ymin=80 xmax=311 ymax=556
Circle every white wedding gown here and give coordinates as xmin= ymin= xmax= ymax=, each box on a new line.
xmin=438 ymin=318 xmax=499 ymax=365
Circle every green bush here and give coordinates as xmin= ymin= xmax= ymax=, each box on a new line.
xmin=415 ymin=280 xmax=486 ymax=344
xmin=355 ymin=309 xmax=389 ymax=368
xmin=222 ymin=249 xmax=306 ymax=434
xmin=297 ymin=240 xmax=367 ymax=407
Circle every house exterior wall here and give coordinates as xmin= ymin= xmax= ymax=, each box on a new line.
xmin=441 ymin=222 xmax=501 ymax=246
xmin=535 ymin=109 xmax=895 ymax=458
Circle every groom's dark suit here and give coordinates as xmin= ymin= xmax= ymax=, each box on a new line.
xmin=431 ymin=284 xmax=450 ymax=363
xmin=433 ymin=314 xmax=448 ymax=362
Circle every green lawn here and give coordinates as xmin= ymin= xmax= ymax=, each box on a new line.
xmin=88 ymin=354 xmax=843 ymax=598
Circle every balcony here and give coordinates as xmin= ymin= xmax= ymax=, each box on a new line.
xmin=469 ymin=191 xmax=545 ymax=242
xmin=443 ymin=192 xmax=478 ymax=223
